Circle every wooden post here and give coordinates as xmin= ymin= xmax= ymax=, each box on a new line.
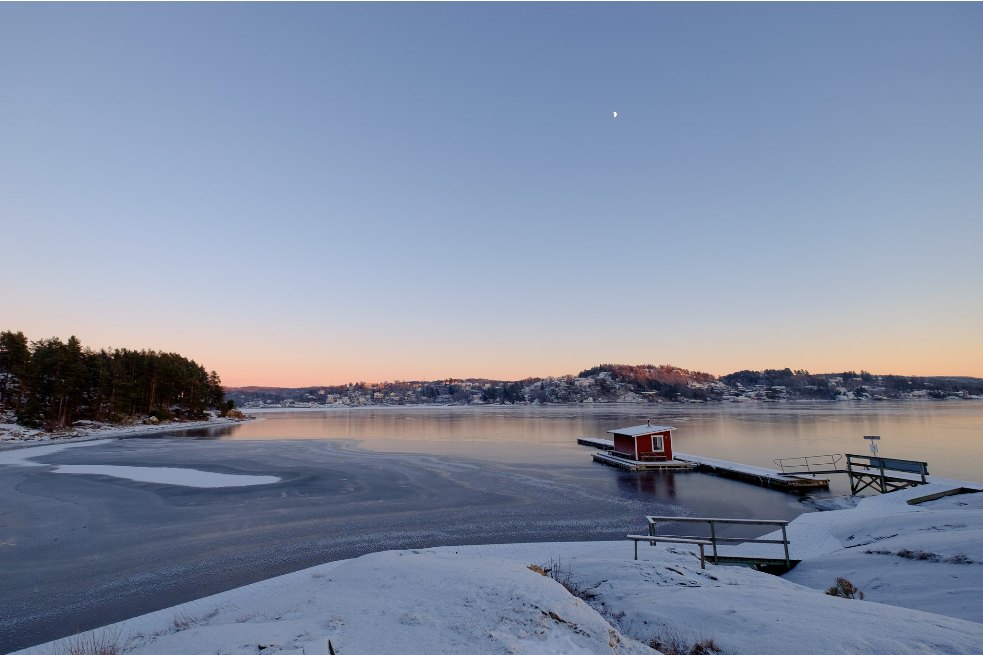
xmin=781 ymin=524 xmax=790 ymax=568
xmin=698 ymin=543 xmax=706 ymax=569
xmin=709 ymin=520 xmax=719 ymax=562
xmin=634 ymin=539 xmax=638 ymax=561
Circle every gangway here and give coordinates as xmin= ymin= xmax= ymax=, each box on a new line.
xmin=773 ymin=453 xmax=931 ymax=495
xmin=772 ymin=454 xmax=844 ymax=475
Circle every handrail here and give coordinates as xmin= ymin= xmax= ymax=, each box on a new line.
xmin=646 ymin=516 xmax=790 ymax=525
xmin=772 ymin=454 xmax=843 ymax=474
xmin=646 ymin=515 xmax=791 ymax=567
xmin=628 ymin=535 xmax=712 ymax=568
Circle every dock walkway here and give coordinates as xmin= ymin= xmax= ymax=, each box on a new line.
xmin=577 ymin=438 xmax=825 ymax=485
xmin=673 ymin=451 xmax=829 ymax=490
xmin=577 ymin=437 xmax=614 ymax=450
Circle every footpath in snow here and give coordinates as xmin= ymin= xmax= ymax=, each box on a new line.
xmin=14 ymin=484 xmax=983 ymax=655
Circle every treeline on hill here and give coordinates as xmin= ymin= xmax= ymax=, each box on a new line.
xmin=0 ymin=330 xmax=228 ymax=430
xmin=719 ymin=368 xmax=983 ymax=399
xmin=227 ymin=363 xmax=983 ymax=407
xmin=579 ymin=364 xmax=716 ymax=400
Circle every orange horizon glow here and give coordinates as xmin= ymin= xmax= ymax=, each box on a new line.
xmin=7 ymin=324 xmax=980 ymax=389
xmin=217 ymin=358 xmax=983 ymax=389
xmin=3 ymin=5 xmax=981 ymax=396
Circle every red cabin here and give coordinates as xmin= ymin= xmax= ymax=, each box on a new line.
xmin=608 ymin=423 xmax=675 ymax=462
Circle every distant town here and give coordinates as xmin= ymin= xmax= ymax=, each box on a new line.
xmin=228 ymin=364 xmax=983 ymax=408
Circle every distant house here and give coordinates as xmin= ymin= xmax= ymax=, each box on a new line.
xmin=608 ymin=423 xmax=675 ymax=461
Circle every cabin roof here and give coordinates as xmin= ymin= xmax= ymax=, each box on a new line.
xmin=607 ymin=424 xmax=676 ymax=437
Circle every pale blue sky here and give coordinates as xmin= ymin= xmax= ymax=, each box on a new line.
xmin=2 ymin=3 xmax=981 ymax=385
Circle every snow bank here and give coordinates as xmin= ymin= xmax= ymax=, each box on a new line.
xmin=779 ymin=487 xmax=983 ymax=622
xmin=16 ymin=533 xmax=983 ymax=654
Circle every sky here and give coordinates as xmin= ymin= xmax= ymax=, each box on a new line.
xmin=1 ymin=3 xmax=981 ymax=387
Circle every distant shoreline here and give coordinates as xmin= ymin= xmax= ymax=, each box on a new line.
xmin=239 ymin=396 xmax=983 ymax=411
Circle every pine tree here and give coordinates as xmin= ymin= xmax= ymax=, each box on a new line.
xmin=0 ymin=330 xmax=30 ymax=411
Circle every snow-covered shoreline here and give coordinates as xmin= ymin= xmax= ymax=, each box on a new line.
xmin=14 ymin=482 xmax=983 ymax=655
xmin=0 ymin=413 xmax=256 ymax=449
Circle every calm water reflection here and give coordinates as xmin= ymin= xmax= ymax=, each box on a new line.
xmin=202 ymin=401 xmax=983 ymax=482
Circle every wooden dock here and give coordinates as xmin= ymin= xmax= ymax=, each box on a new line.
xmin=592 ymin=451 xmax=697 ymax=471
xmin=577 ymin=437 xmax=614 ymax=450
xmin=669 ymin=452 xmax=830 ymax=491
xmin=579 ymin=437 xmax=697 ymax=471
xmin=577 ymin=437 xmax=824 ymax=489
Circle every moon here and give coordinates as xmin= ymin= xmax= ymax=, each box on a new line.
xmin=612 ymin=111 xmax=618 ymax=118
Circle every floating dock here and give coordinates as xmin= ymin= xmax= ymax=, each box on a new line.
xmin=592 ymin=451 xmax=698 ymax=471
xmin=577 ymin=437 xmax=614 ymax=450
xmin=576 ymin=437 xmax=828 ymax=490
xmin=672 ymin=452 xmax=829 ymax=491
xmin=578 ymin=437 xmax=697 ymax=471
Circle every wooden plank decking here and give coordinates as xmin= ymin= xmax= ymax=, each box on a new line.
xmin=672 ymin=452 xmax=830 ymax=491
xmin=592 ymin=451 xmax=697 ymax=471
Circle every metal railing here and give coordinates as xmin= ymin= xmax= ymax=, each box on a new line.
xmin=628 ymin=535 xmax=712 ymax=568
xmin=646 ymin=515 xmax=792 ymax=567
xmin=772 ymin=454 xmax=843 ymax=474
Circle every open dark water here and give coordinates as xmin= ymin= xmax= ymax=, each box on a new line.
xmin=2 ymin=401 xmax=980 ymax=652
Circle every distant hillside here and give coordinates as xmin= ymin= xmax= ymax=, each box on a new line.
xmin=225 ymin=364 xmax=983 ymax=408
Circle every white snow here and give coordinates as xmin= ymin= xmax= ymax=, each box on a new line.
xmin=673 ymin=451 xmax=799 ymax=481
xmin=14 ymin=483 xmax=983 ymax=655
xmin=49 ymin=464 xmax=280 ymax=488
xmin=0 ymin=413 xmax=254 ymax=445
xmin=0 ymin=438 xmax=115 ymax=465
xmin=0 ymin=439 xmax=280 ymax=488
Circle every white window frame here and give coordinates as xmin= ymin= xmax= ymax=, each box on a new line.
xmin=651 ymin=435 xmax=664 ymax=452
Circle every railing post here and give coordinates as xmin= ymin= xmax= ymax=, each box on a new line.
xmin=699 ymin=543 xmax=705 ymax=570
xmin=634 ymin=539 xmax=638 ymax=561
xmin=781 ymin=524 xmax=790 ymax=568
xmin=709 ymin=520 xmax=718 ymax=562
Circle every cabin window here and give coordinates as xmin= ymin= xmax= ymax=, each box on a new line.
xmin=652 ymin=436 xmax=664 ymax=452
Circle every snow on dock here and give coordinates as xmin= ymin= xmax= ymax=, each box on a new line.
xmin=576 ymin=435 xmax=827 ymax=487
xmin=673 ymin=451 xmax=829 ymax=490
xmin=592 ymin=451 xmax=697 ymax=471
xmin=577 ymin=437 xmax=696 ymax=471
xmin=576 ymin=436 xmax=614 ymax=450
